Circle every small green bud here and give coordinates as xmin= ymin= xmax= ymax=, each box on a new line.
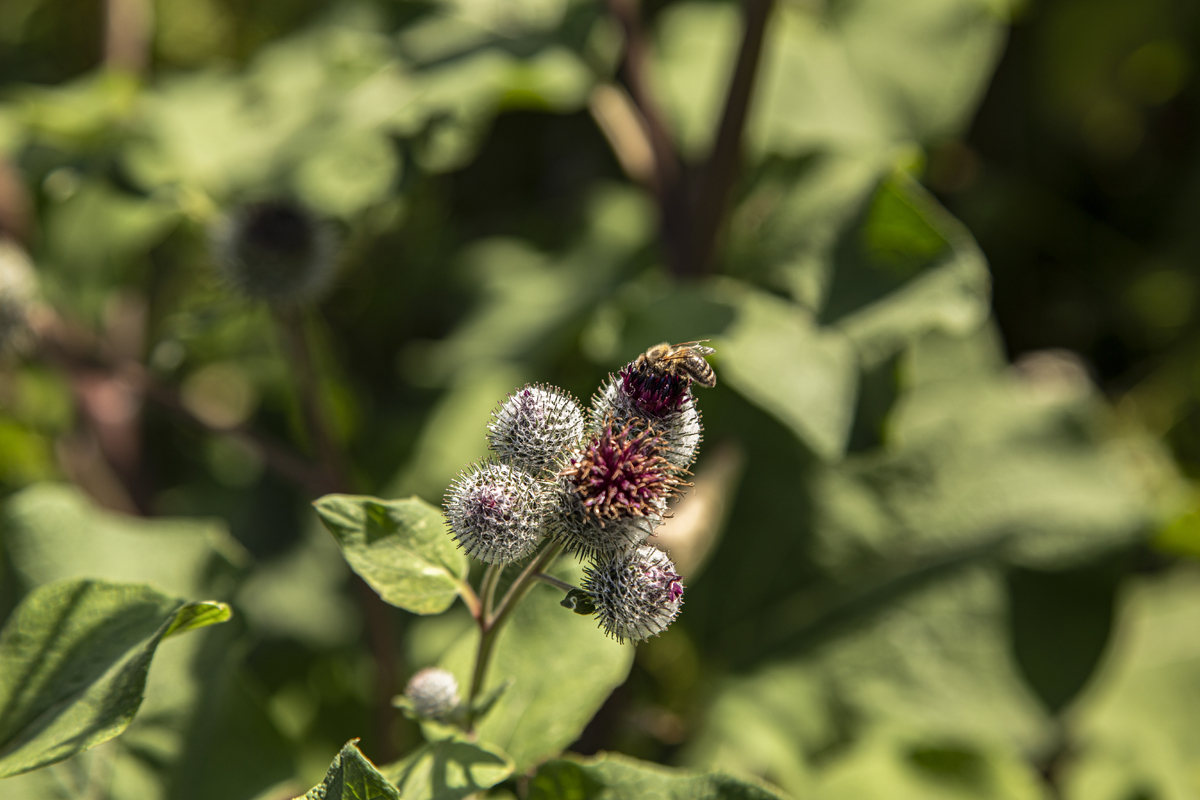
xmin=403 ymin=667 xmax=459 ymax=719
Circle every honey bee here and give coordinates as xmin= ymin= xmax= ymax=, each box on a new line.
xmin=634 ymin=341 xmax=717 ymax=388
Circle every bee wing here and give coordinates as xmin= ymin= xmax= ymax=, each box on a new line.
xmin=671 ymin=340 xmax=715 ymax=356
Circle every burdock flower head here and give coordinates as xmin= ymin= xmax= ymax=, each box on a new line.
xmin=403 ymin=667 xmax=460 ymax=720
xmin=209 ymin=198 xmax=338 ymax=304
xmin=445 ymin=462 xmax=546 ymax=564
xmin=488 ymin=383 xmax=585 ymax=475
xmin=565 ymin=423 xmax=683 ymax=520
xmin=593 ymin=381 xmax=702 ymax=469
xmin=440 ymin=340 xmax=714 ymax=644
xmin=592 ymin=342 xmax=713 ymax=469
xmin=551 ymin=421 xmax=685 ymax=558
xmin=580 ymin=543 xmax=684 ymax=643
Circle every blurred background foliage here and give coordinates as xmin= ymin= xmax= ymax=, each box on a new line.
xmin=1 ymin=0 xmax=1200 ymax=797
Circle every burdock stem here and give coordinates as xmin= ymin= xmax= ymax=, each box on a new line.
xmin=465 ymin=541 xmax=565 ymax=731
xmin=480 ymin=563 xmax=503 ymax=621
xmin=274 ymin=306 xmax=399 ymax=763
xmin=533 ymin=573 xmax=576 ymax=593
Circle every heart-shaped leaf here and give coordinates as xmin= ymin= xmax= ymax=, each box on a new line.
xmin=314 ymin=494 xmax=469 ymax=615
xmin=381 ymin=738 xmax=513 ymax=800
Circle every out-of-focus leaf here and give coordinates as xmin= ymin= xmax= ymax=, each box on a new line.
xmin=725 ymin=153 xmax=886 ymax=308
xmin=314 ymin=494 xmax=469 ymax=615
xmin=381 ymin=738 xmax=512 ymax=800
xmin=686 ymin=569 xmax=1050 ymax=797
xmin=417 ymin=185 xmax=654 ymax=386
xmin=815 ymin=329 xmax=1158 ymax=571
xmin=439 ymin=559 xmax=634 ymax=772
xmin=652 ymin=3 xmax=741 ymax=159
xmin=126 ymin=20 xmax=401 ymax=217
xmin=1060 ymin=566 xmax=1200 ymax=800
xmin=816 ymin=732 xmax=1046 ymax=800
xmin=0 ymin=579 xmax=230 ymax=778
xmin=1153 ymin=506 xmax=1200 ymax=558
xmin=39 ymin=179 xmax=179 ymax=315
xmin=297 ymin=740 xmax=399 ymax=800
xmin=600 ymin=280 xmax=737 ymax=365
xmin=236 ymin=522 xmax=359 ymax=647
xmin=832 ymin=173 xmax=991 ymax=369
xmin=719 ymin=280 xmax=858 ymax=460
xmin=2 ymin=482 xmax=246 ymax=596
xmin=750 ymin=0 xmax=1011 ymax=156
xmin=530 ymin=752 xmax=789 ymax=800
xmin=1006 ymin=561 xmax=1119 ymax=715
xmin=388 ymin=364 xmax=524 ymax=503
xmin=0 ymin=418 xmax=56 ymax=486
xmin=293 ymin=127 xmax=399 ymax=218
xmin=12 ymin=71 xmax=140 ymax=143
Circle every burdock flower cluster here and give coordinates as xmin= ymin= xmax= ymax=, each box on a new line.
xmin=444 ymin=343 xmax=714 ymax=643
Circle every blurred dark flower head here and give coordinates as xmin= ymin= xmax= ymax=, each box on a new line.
xmin=209 ymin=199 xmax=338 ymax=304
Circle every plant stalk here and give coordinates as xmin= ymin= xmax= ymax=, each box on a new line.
xmin=465 ymin=542 xmax=564 ymax=731
xmin=274 ymin=306 xmax=400 ymax=763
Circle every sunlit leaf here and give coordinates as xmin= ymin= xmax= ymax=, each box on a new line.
xmin=381 ymin=738 xmax=513 ymax=800
xmin=1060 ymin=567 xmax=1200 ymax=800
xmin=297 ymin=740 xmax=399 ymax=800
xmin=531 ymin=752 xmax=789 ymax=800
xmin=718 ymin=280 xmax=858 ymax=460
xmin=0 ymin=579 xmax=231 ymax=778
xmin=314 ymin=494 xmax=469 ymax=615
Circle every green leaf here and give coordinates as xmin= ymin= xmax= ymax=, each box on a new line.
xmin=1006 ymin=561 xmax=1119 ymax=715
xmin=381 ymin=738 xmax=513 ymax=800
xmin=2 ymin=482 xmax=247 ymax=597
xmin=718 ymin=280 xmax=858 ymax=460
xmin=0 ymin=578 xmax=231 ymax=778
xmin=750 ymin=0 xmax=1011 ymax=156
xmin=162 ymin=600 xmax=234 ymax=639
xmin=298 ymin=740 xmax=400 ymax=800
xmin=531 ymin=752 xmax=789 ymax=800
xmin=0 ymin=482 xmax=293 ymax=799
xmin=832 ymin=174 xmax=992 ymax=370
xmin=314 ymin=494 xmax=469 ymax=615
xmin=1059 ymin=567 xmax=1200 ymax=800
xmin=815 ymin=732 xmax=1046 ymax=800
xmin=684 ymin=570 xmax=1050 ymax=798
xmin=439 ymin=560 xmax=635 ymax=772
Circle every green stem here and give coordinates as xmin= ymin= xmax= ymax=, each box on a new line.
xmin=533 ymin=572 xmax=576 ymax=594
xmin=274 ymin=306 xmax=399 ymax=763
xmin=480 ymin=563 xmax=502 ymax=620
xmin=490 ymin=542 xmax=564 ymax=629
xmin=458 ymin=578 xmax=483 ymax=620
xmin=465 ymin=542 xmax=565 ymax=731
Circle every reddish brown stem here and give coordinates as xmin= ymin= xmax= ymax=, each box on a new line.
xmin=603 ymin=0 xmax=776 ymax=277
xmin=693 ymin=0 xmax=776 ymax=275
xmin=272 ymin=307 xmax=401 ymax=764
xmin=604 ymin=0 xmax=694 ymax=277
